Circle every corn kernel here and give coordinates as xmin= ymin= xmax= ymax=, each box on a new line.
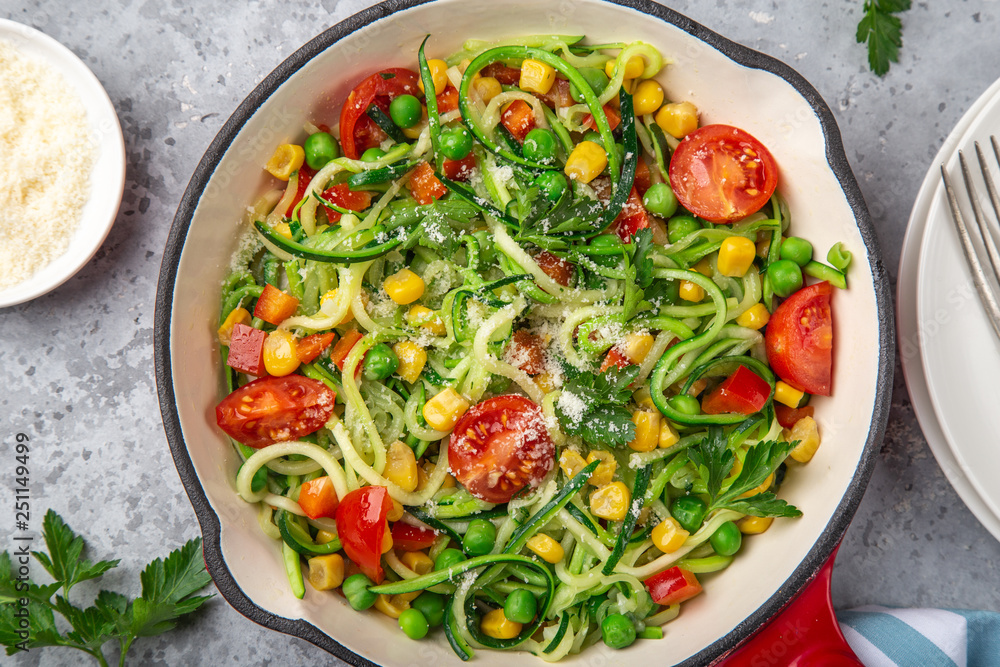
xmin=658 ymin=420 xmax=680 ymax=448
xmin=736 ymin=303 xmax=771 ymax=330
xmin=718 ymin=236 xmax=757 ymax=277
xmin=605 ymin=56 xmax=645 ymax=80
xmin=374 ymin=593 xmax=409 ymax=618
xmin=589 ymin=481 xmax=631 ymax=521
xmin=306 ymin=553 xmax=344 ymax=591
xmin=384 ymin=440 xmax=418 ymax=492
xmin=564 ymin=141 xmax=608 ymax=184
xmin=321 ymin=288 xmax=358 ymax=325
xmin=474 ymin=76 xmax=503 ymax=104
xmin=651 ymin=517 xmax=689 ymax=553
xmin=386 ymin=498 xmax=404 ymax=522
xmin=265 ymin=143 xmax=305 ymax=181
xmin=423 ymin=387 xmax=470 ymax=432
xmin=774 ymin=381 xmax=805 ymax=408
xmin=738 ymin=515 xmax=774 ymax=535
xmin=632 ymin=79 xmax=665 ymax=116
xmin=693 ymin=257 xmax=713 ymax=276
xmin=406 ymin=304 xmax=446 ymax=336
xmin=382 ymin=523 xmax=394 ymax=554
xmin=519 ymin=59 xmax=556 ymax=95
xmin=559 ymin=450 xmax=587 ymax=479
xmin=218 ymin=307 xmax=251 ymax=346
xmin=263 ymin=329 xmax=300 ymax=376
xmin=655 ymin=101 xmax=699 ymax=139
xmin=788 ymin=416 xmax=821 ymax=463
xmin=622 ymin=332 xmax=655 ymax=364
xmin=401 ymin=551 xmax=434 ymax=575
xmin=384 ymin=268 xmax=425 ymax=305
xmin=393 ymin=341 xmax=427 ymax=383
xmin=401 ymin=106 xmax=428 ymax=140
xmin=315 ymin=529 xmax=339 ymax=545
xmin=679 ymin=280 xmax=705 ymax=302
xmin=586 ymin=451 xmax=617 ymax=487
xmin=628 ymin=411 xmax=661 ymax=452
xmin=633 ymin=386 xmax=656 ymax=412
xmin=526 ymin=534 xmax=565 ymax=564
xmin=741 ymin=472 xmax=774 ymax=498
xmin=418 ymin=58 xmax=449 ymax=95
xmin=535 ymin=372 xmax=557 ymax=393
xmin=482 ymin=608 xmax=522 ymax=639
xmin=274 ymin=221 xmax=293 ymax=240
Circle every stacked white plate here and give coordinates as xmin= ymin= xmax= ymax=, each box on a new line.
xmin=899 ymin=77 xmax=1000 ymax=542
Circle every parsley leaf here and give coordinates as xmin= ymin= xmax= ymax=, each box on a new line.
xmin=687 ymin=427 xmax=734 ymax=501
xmin=32 ymin=510 xmax=119 ymax=596
xmin=556 ymin=365 xmax=639 ymax=447
xmin=856 ymin=0 xmax=912 ymax=76
xmin=130 ymin=539 xmax=213 ymax=637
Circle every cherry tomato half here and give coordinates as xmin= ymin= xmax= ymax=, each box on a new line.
xmin=765 ymin=281 xmax=834 ymax=396
xmin=215 ymin=375 xmax=337 ymax=448
xmin=339 ymin=68 xmax=422 ymax=159
xmin=668 ymin=124 xmax=778 ymax=223
xmin=448 ymin=395 xmax=555 ymax=504
xmin=335 ymin=485 xmax=391 ymax=583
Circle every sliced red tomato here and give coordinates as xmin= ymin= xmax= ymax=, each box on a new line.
xmin=298 ymin=476 xmax=340 ymax=519
xmin=391 ymin=522 xmax=438 ymax=552
xmin=505 ymin=329 xmax=546 ymax=376
xmin=534 ymin=250 xmax=573 ymax=286
xmin=765 ymin=282 xmax=833 ymax=396
xmin=481 ymin=62 xmax=521 ymax=85
xmin=645 ymin=567 xmax=703 ymax=606
xmin=330 ymin=329 xmax=364 ymax=372
xmin=701 ymin=365 xmax=771 ymax=415
xmin=598 ymin=347 xmax=631 ymax=374
xmin=339 ymin=68 xmax=422 ymax=159
xmin=633 ymin=158 xmax=652 ymax=196
xmin=669 ymin=124 xmax=779 ymax=223
xmin=335 ymin=485 xmax=391 ymax=583
xmin=500 ymin=100 xmax=536 ymax=143
xmin=296 ymin=332 xmax=336 ymax=365
xmin=285 ymin=165 xmax=316 ymax=216
xmin=254 ymin=284 xmax=299 ymax=325
xmin=436 ymin=86 xmax=459 ymax=114
xmin=227 ymin=323 xmax=267 ymax=376
xmin=582 ymin=105 xmax=621 ymax=132
xmin=409 ymin=161 xmax=448 ymax=205
xmin=775 ymin=404 xmax=816 ymax=429
xmin=443 ymin=154 xmax=477 ymax=182
xmin=448 ymin=395 xmax=555 ymax=503
xmin=215 ymin=375 xmax=337 ymax=448
xmin=320 ymin=184 xmax=374 ymax=223
xmin=612 ymin=186 xmax=651 ymax=242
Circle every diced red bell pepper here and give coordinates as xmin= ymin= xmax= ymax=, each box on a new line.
xmin=226 ymin=323 xmax=267 ymax=376
xmin=701 ymin=365 xmax=772 ymax=415
xmin=443 ymin=154 xmax=477 ymax=182
xmin=534 ymin=250 xmax=573 ymax=286
xmin=436 ymin=86 xmax=459 ymax=114
xmin=285 ymin=165 xmax=316 ymax=216
xmin=254 ymin=284 xmax=300 ymax=325
xmin=481 ymin=62 xmax=521 ymax=85
xmin=612 ymin=186 xmax=651 ymax=242
xmin=634 ymin=158 xmax=652 ymax=196
xmin=598 ymin=347 xmax=632 ymax=374
xmin=582 ymin=105 xmax=622 ymax=132
xmin=335 ymin=485 xmax=391 ymax=583
xmin=330 ymin=329 xmax=364 ymax=372
xmin=298 ymin=476 xmax=340 ymax=519
xmin=320 ymin=184 xmax=374 ymax=223
xmin=645 ymin=567 xmax=703 ymax=606
xmin=775 ymin=404 xmax=816 ymax=429
xmin=296 ymin=332 xmax=336 ymax=365
xmin=501 ymin=100 xmax=536 ymax=143
xmin=390 ymin=522 xmax=438 ymax=552
xmin=408 ymin=161 xmax=448 ymax=205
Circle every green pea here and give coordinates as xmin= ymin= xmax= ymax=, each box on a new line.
xmin=570 ymin=68 xmax=610 ymax=103
xmin=342 ymin=573 xmax=376 ymax=610
xmin=411 ymin=592 xmax=446 ymax=627
xmin=534 ymin=171 xmax=568 ymax=202
xmin=440 ymin=125 xmax=473 ymax=160
xmin=434 ymin=547 xmax=466 ymax=571
xmin=503 ymin=589 xmax=537 ymax=624
xmin=582 ymin=130 xmax=604 ymax=147
xmin=589 ymin=234 xmax=624 ymax=267
xmin=768 ymin=259 xmax=804 ymax=298
xmin=364 ymin=343 xmax=399 ymax=381
xmin=398 ymin=607 xmax=429 ymax=639
xmin=670 ymin=495 xmax=708 ymax=533
xmin=667 ymin=215 xmax=701 ymax=244
xmin=667 ymin=394 xmax=701 ymax=416
xmin=780 ymin=237 xmax=813 ymax=267
xmin=643 ymin=182 xmax=679 ymax=218
xmin=304 ymin=131 xmax=339 ymax=170
xmin=710 ymin=521 xmax=743 ymax=557
xmin=389 ymin=94 xmax=422 ymax=129
xmin=462 ymin=519 xmax=496 ymax=556
xmin=361 ymin=147 xmax=387 ymax=162
xmin=522 ymin=128 xmax=558 ymax=163
xmin=601 ymin=613 xmax=637 ymax=650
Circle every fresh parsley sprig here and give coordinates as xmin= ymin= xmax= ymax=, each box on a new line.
xmin=856 ymin=0 xmax=912 ymax=76
xmin=0 ymin=510 xmax=212 ymax=666
xmin=555 ymin=364 xmax=639 ymax=448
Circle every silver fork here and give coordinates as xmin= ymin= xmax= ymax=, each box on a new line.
xmin=940 ymin=136 xmax=1000 ymax=340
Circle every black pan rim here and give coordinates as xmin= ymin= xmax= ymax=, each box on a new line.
xmin=153 ymin=0 xmax=894 ymax=664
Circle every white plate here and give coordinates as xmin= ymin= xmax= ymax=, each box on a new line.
xmin=903 ymin=77 xmax=1000 ymax=542
xmin=0 ymin=19 xmax=125 ymax=308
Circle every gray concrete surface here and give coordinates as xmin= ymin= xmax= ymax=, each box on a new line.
xmin=1 ymin=0 xmax=998 ymax=664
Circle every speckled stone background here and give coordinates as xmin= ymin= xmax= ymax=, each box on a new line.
xmin=2 ymin=0 xmax=999 ymax=665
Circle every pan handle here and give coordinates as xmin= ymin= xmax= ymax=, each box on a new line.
xmin=718 ymin=545 xmax=862 ymax=667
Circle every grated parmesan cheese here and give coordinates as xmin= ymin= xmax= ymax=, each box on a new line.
xmin=0 ymin=40 xmax=95 ymax=289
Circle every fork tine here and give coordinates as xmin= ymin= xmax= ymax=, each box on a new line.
xmin=960 ymin=149 xmax=1000 ymax=283
xmin=971 ymin=142 xmax=1000 ymax=281
xmin=940 ymin=163 xmax=1000 ymax=339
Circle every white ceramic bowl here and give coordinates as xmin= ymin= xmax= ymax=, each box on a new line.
xmin=155 ymin=1 xmax=894 ymax=664
xmin=0 ymin=19 xmax=125 ymax=308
